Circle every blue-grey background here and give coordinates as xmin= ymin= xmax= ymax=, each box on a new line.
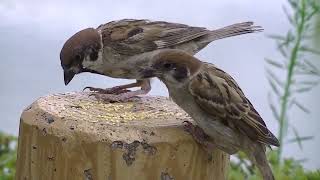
xmin=0 ymin=0 xmax=319 ymax=169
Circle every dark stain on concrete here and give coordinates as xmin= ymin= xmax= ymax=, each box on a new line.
xmin=111 ymin=140 xmax=157 ymax=166
xmin=122 ymin=140 xmax=140 ymax=166
xmin=40 ymin=113 xmax=55 ymax=124
xmin=141 ymin=140 xmax=157 ymax=155
xmin=84 ymin=169 xmax=93 ymax=180
xmin=161 ymin=172 xmax=174 ymax=180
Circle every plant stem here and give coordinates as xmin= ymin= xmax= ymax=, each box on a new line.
xmin=277 ymin=0 xmax=306 ymax=163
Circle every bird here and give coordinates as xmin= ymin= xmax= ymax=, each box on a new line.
xmin=60 ymin=19 xmax=263 ymax=101
xmin=138 ymin=49 xmax=280 ymax=180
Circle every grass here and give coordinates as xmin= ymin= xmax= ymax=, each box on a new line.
xmin=266 ymin=0 xmax=320 ymax=162
xmin=229 ymin=151 xmax=320 ymax=180
xmin=0 ymin=132 xmax=17 ymax=180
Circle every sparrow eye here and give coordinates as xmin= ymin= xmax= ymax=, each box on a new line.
xmin=75 ymin=54 xmax=82 ymax=61
xmin=163 ymin=63 xmax=173 ymax=69
xmin=89 ymin=50 xmax=98 ymax=61
xmin=63 ymin=63 xmax=71 ymax=69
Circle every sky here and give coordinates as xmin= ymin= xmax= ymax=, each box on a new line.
xmin=0 ymin=0 xmax=319 ymax=169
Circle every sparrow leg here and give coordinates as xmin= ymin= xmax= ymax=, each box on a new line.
xmin=84 ymin=82 xmax=138 ymax=95
xmin=84 ymin=86 xmax=130 ymax=94
xmin=90 ymin=93 xmax=138 ymax=103
xmin=83 ymin=80 xmax=148 ymax=95
xmin=183 ymin=121 xmax=215 ymax=154
xmin=89 ymin=80 xmax=151 ymax=102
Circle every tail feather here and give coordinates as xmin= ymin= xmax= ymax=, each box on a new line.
xmin=203 ymin=22 xmax=263 ymax=43
xmin=245 ymin=144 xmax=275 ymax=180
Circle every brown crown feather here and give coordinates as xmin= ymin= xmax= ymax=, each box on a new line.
xmin=60 ymin=28 xmax=100 ymax=67
xmin=153 ymin=49 xmax=202 ymax=75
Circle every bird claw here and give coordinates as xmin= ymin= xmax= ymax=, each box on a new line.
xmin=182 ymin=121 xmax=195 ymax=133
xmin=90 ymin=93 xmax=124 ymax=103
xmin=183 ymin=121 xmax=208 ymax=140
xmin=83 ymin=86 xmax=131 ymax=95
xmin=89 ymin=92 xmax=139 ymax=103
xmin=182 ymin=121 xmax=215 ymax=154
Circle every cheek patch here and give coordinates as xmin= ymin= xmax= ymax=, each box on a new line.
xmin=90 ymin=50 xmax=99 ymax=61
xmin=173 ymin=67 xmax=188 ymax=82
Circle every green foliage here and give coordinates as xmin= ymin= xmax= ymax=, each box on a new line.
xmin=266 ymin=0 xmax=320 ymax=162
xmin=229 ymin=151 xmax=320 ymax=180
xmin=314 ymin=7 xmax=320 ymax=45
xmin=0 ymin=131 xmax=17 ymax=180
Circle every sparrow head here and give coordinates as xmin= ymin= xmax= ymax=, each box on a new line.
xmin=140 ymin=50 xmax=202 ymax=84
xmin=60 ymin=28 xmax=102 ymax=85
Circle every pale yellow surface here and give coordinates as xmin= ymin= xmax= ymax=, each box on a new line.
xmin=16 ymin=92 xmax=229 ymax=180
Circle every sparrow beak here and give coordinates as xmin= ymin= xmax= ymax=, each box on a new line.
xmin=64 ymin=70 xmax=75 ymax=85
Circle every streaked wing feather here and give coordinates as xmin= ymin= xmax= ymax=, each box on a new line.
xmin=98 ymin=19 xmax=210 ymax=56
xmin=189 ymin=64 xmax=280 ymax=146
xmin=155 ymin=27 xmax=209 ymax=48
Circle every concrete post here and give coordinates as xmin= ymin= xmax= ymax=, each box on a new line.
xmin=16 ymin=92 xmax=229 ymax=180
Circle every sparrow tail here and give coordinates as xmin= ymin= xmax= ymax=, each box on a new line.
xmin=204 ymin=22 xmax=263 ymax=43
xmin=246 ymin=144 xmax=275 ymax=180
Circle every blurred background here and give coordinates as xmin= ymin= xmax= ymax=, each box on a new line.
xmin=0 ymin=0 xmax=319 ymax=178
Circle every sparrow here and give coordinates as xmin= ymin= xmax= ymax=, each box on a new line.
xmin=60 ymin=19 xmax=263 ymax=101
xmin=139 ymin=49 xmax=280 ymax=180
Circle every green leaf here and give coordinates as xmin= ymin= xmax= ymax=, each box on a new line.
xmin=277 ymin=44 xmax=288 ymax=57
xmin=283 ymin=6 xmax=295 ymax=25
xmin=285 ymin=30 xmax=295 ymax=44
xmin=293 ymin=80 xmax=320 ymax=93
xmin=290 ymin=127 xmax=304 ymax=150
xmin=301 ymin=33 xmax=313 ymax=39
xmin=267 ymin=34 xmax=287 ymax=41
xmin=265 ymin=0 xmax=320 ymax=166
xmin=287 ymin=135 xmax=314 ymax=147
xmin=289 ymin=136 xmax=314 ymax=143
xmin=295 ymin=158 xmax=308 ymax=164
xmin=292 ymin=99 xmax=311 ymax=113
xmin=296 ymin=69 xmax=320 ymax=76
xmin=265 ymin=58 xmax=284 ymax=69
xmin=297 ymin=80 xmax=319 ymax=86
xmin=294 ymin=86 xmax=314 ymax=93
xmin=300 ymin=46 xmax=320 ymax=55
xmin=288 ymin=0 xmax=298 ymax=9
xmin=266 ymin=69 xmax=284 ymax=87
xmin=0 ymin=131 xmax=17 ymax=179
xmin=304 ymin=60 xmax=320 ymax=74
xmin=283 ymin=115 xmax=289 ymax=136
xmin=268 ymin=78 xmax=281 ymax=96
xmin=294 ymin=63 xmax=320 ymax=76
xmin=305 ymin=4 xmax=320 ymax=21
xmin=270 ymin=103 xmax=280 ymax=121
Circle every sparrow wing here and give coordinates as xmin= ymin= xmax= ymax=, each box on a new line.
xmin=97 ymin=19 xmax=210 ymax=56
xmin=188 ymin=63 xmax=280 ymax=146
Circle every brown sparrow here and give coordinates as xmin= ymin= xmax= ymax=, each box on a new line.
xmin=60 ymin=19 xmax=262 ymax=101
xmin=139 ymin=49 xmax=279 ymax=180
